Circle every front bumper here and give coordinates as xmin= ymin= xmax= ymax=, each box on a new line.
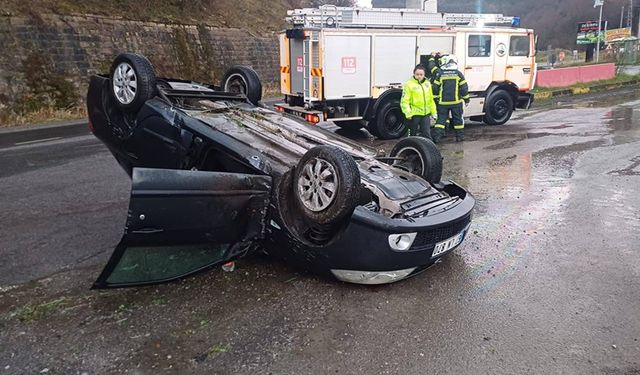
xmin=516 ymin=92 xmax=534 ymax=109
xmin=267 ymin=181 xmax=475 ymax=284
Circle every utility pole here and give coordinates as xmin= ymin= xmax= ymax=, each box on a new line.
xmin=621 ymin=5 xmax=625 ymax=28
xmin=595 ymin=0 xmax=604 ymax=63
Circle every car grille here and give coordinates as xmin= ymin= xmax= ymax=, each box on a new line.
xmin=409 ymin=215 xmax=471 ymax=252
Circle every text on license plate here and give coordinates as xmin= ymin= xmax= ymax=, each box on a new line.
xmin=431 ymin=231 xmax=464 ymax=258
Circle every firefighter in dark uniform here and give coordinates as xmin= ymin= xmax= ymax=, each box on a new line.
xmin=426 ymin=52 xmax=443 ymax=81
xmin=432 ymin=55 xmax=470 ymax=143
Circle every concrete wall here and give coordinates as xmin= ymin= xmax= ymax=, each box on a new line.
xmin=0 ymin=14 xmax=280 ymax=108
xmin=535 ymin=63 xmax=616 ymax=88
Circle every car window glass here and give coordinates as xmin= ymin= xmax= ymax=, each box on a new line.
xmin=106 ymin=244 xmax=229 ymax=285
xmin=468 ymin=35 xmax=492 ymax=57
xmin=510 ymin=36 xmax=530 ymax=57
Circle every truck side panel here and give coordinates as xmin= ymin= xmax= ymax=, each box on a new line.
xmin=279 ymin=34 xmax=291 ymax=95
xmin=323 ymin=35 xmax=372 ymax=100
xmin=373 ymin=36 xmax=416 ymax=88
xmin=290 ymin=38 xmax=304 ymax=96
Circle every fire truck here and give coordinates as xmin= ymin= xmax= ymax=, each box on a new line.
xmin=275 ymin=6 xmax=537 ymax=139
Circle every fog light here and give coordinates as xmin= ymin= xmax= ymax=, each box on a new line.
xmin=331 ymin=268 xmax=417 ymax=285
xmin=388 ymin=232 xmax=417 ymax=251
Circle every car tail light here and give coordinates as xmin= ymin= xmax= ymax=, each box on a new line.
xmin=88 ymin=118 xmax=94 ymax=133
xmin=275 ymin=105 xmax=285 ymax=113
xmin=305 ymin=114 xmax=320 ymax=124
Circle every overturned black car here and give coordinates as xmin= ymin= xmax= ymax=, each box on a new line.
xmin=88 ymin=53 xmax=475 ymax=288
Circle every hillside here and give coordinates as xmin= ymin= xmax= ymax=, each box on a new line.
xmin=439 ymin=0 xmax=633 ymax=49
xmin=2 ymin=0 xmax=291 ymax=33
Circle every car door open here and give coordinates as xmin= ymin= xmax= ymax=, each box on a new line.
xmin=93 ymin=168 xmax=271 ymax=289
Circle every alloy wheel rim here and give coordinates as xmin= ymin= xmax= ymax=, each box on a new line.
xmin=297 ymin=158 xmax=338 ymax=212
xmin=113 ymin=62 xmax=137 ymax=105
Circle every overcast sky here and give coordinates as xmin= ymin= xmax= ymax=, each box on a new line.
xmin=357 ymin=0 xmax=373 ymax=7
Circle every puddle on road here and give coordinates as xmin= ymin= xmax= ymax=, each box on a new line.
xmin=435 ymin=95 xmax=640 ymax=297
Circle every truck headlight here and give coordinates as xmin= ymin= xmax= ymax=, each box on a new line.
xmin=388 ymin=232 xmax=417 ymax=251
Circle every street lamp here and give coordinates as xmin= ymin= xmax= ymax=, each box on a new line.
xmin=595 ymin=0 xmax=605 ymax=63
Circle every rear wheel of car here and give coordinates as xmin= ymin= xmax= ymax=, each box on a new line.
xmin=334 ymin=120 xmax=365 ymax=131
xmin=390 ymin=136 xmax=443 ymax=184
xmin=294 ymin=145 xmax=361 ymax=225
xmin=483 ymin=90 xmax=514 ymax=125
xmin=222 ymin=65 xmax=263 ymax=105
xmin=374 ymin=100 xmax=407 ymax=139
xmin=109 ymin=53 xmax=157 ymax=113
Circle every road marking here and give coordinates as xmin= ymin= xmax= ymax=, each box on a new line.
xmin=14 ymin=137 xmax=62 ymax=146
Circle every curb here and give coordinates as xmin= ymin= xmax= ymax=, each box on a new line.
xmin=534 ymin=79 xmax=640 ymax=101
xmin=0 ymin=119 xmax=87 ymax=135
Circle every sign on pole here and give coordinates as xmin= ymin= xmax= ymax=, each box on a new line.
xmin=576 ymin=21 xmax=606 ymax=44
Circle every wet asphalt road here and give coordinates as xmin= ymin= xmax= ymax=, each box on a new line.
xmin=1 ymin=90 xmax=639 ymax=374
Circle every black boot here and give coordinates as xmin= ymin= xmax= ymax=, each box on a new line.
xmin=455 ymin=131 xmax=464 ymax=142
xmin=433 ymin=128 xmax=444 ymax=144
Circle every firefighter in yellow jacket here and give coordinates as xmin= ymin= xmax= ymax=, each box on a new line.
xmin=400 ymin=65 xmax=437 ymax=140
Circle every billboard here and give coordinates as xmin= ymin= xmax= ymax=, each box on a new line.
xmin=605 ymin=27 xmax=632 ymax=43
xmin=577 ymin=21 xmax=605 ymax=45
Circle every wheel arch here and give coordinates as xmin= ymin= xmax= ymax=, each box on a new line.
xmin=365 ymin=88 xmax=403 ymax=120
xmin=484 ymin=82 xmax=519 ymax=111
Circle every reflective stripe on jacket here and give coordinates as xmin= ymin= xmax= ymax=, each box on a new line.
xmin=400 ymin=77 xmax=437 ymax=119
xmin=432 ymin=69 xmax=470 ymax=105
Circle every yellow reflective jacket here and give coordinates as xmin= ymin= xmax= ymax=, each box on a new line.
xmin=400 ymin=77 xmax=437 ymax=119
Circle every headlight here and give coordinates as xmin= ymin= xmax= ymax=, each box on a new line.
xmin=331 ymin=268 xmax=417 ymax=285
xmin=388 ymin=232 xmax=417 ymax=251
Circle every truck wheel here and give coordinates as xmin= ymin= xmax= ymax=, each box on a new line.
xmin=334 ymin=120 xmax=364 ymax=131
xmin=295 ymin=145 xmax=361 ymax=225
xmin=374 ymin=100 xmax=407 ymax=139
xmin=222 ymin=65 xmax=263 ymax=105
xmin=483 ymin=90 xmax=514 ymax=125
xmin=389 ymin=137 xmax=443 ymax=184
xmin=109 ymin=53 xmax=157 ymax=113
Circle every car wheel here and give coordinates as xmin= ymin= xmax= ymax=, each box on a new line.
xmin=294 ymin=145 xmax=361 ymax=225
xmin=222 ymin=65 xmax=263 ymax=105
xmin=483 ymin=90 xmax=514 ymax=125
xmin=374 ymin=100 xmax=407 ymax=139
xmin=334 ymin=120 xmax=365 ymax=131
xmin=109 ymin=53 xmax=157 ymax=113
xmin=390 ymin=136 xmax=443 ymax=184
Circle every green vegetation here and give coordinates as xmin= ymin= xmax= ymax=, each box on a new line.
xmin=0 ymin=53 xmax=82 ymax=128
xmin=12 ymin=297 xmax=68 ymax=322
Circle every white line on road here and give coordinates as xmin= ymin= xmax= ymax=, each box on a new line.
xmin=14 ymin=137 xmax=63 ymax=146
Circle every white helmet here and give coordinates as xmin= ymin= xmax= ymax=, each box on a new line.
xmin=440 ymin=55 xmax=458 ymax=69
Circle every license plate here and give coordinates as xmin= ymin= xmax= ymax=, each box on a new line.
xmin=431 ymin=231 xmax=465 ymax=258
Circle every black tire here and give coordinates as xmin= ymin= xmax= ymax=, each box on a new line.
xmin=334 ymin=120 xmax=364 ymax=131
xmin=374 ymin=100 xmax=407 ymax=139
xmin=294 ymin=145 xmax=361 ymax=225
xmin=483 ymin=90 xmax=514 ymax=125
xmin=222 ymin=65 xmax=263 ymax=105
xmin=390 ymin=136 xmax=443 ymax=184
xmin=109 ymin=53 xmax=156 ymax=113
